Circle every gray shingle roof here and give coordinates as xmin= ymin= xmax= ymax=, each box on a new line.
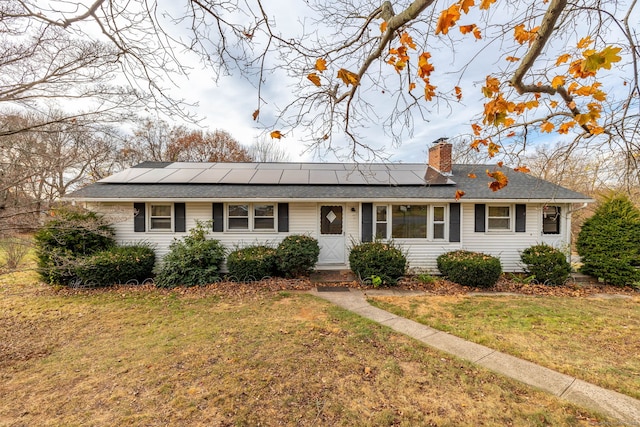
xmin=68 ymin=162 xmax=591 ymax=202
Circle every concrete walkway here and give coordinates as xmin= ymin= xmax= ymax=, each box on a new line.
xmin=309 ymin=288 xmax=640 ymax=426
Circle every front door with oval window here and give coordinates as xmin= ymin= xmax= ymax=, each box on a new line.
xmin=318 ymin=205 xmax=345 ymax=265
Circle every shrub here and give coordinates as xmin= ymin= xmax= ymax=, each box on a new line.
xmin=276 ymin=235 xmax=320 ymax=277
xmin=227 ymin=245 xmax=277 ymax=281
xmin=154 ymin=223 xmax=226 ymax=288
xmin=437 ymin=250 xmax=502 ymax=288
xmin=34 ymin=207 xmax=115 ymax=285
xmin=577 ymin=195 xmax=640 ymax=286
xmin=520 ymin=244 xmax=571 ymax=285
xmin=349 ymin=241 xmax=406 ymax=285
xmin=0 ymin=236 xmax=31 ymax=271
xmin=76 ymin=244 xmax=156 ymax=287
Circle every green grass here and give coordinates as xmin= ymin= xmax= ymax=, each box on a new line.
xmin=0 ymin=270 xmax=614 ymax=426
xmin=371 ymin=294 xmax=640 ymax=400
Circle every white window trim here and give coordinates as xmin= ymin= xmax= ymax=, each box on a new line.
xmin=486 ymin=204 xmax=513 ymax=232
xmin=432 ymin=205 xmax=447 ymax=240
xmin=226 ymin=203 xmax=277 ymax=232
xmin=374 ymin=203 xmax=448 ymax=241
xmin=148 ymin=203 xmax=173 ymax=232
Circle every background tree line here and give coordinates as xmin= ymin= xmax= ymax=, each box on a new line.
xmin=0 ymin=111 xmax=288 ymax=235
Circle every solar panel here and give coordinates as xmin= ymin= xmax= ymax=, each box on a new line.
xmin=309 ymin=170 xmax=339 ymax=184
xmin=250 ymin=169 xmax=284 ymax=184
xmin=220 ymin=169 xmax=257 ymax=183
xmin=189 ymin=168 xmax=231 ymax=183
xmin=128 ymin=168 xmax=178 ymax=183
xmin=280 ymin=170 xmax=310 ymax=184
xmin=99 ymin=168 xmax=152 ymax=183
xmin=159 ymin=168 xmax=206 ymax=183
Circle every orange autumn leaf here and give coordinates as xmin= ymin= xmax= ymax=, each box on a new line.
xmin=473 ymin=27 xmax=482 ymax=39
xmin=506 ymin=131 xmax=516 ymax=137
xmin=315 ymin=58 xmax=327 ymax=72
xmin=424 ymin=80 xmax=437 ymax=101
xmin=252 ymin=109 xmax=259 ymax=121
xmin=380 ymin=21 xmax=388 ymax=33
xmin=409 ymin=82 xmax=416 ymax=91
xmin=479 ymin=0 xmax=496 ymax=10
xmin=514 ymin=165 xmax=531 ymax=173
xmin=577 ymin=36 xmax=593 ymax=49
xmin=471 ymin=123 xmax=482 ymax=136
xmin=556 ymin=53 xmax=571 ymax=66
xmin=470 ymin=138 xmax=487 ymax=151
xmin=307 ymin=73 xmax=321 ymax=86
xmin=400 ymin=31 xmax=417 ymax=49
xmin=488 ymin=141 xmax=500 ymax=157
xmin=270 ymin=130 xmax=284 ymax=139
xmin=486 ymin=169 xmax=509 ymax=191
xmin=455 ymin=189 xmax=466 ymax=200
xmin=540 ymin=121 xmax=555 ymax=132
xmin=514 ymin=24 xmax=539 ymax=45
xmin=551 ymin=75 xmax=565 ymax=89
xmin=454 ymin=86 xmax=463 ymax=100
xmin=497 ymin=161 xmax=504 ymax=167
xmin=549 ymin=100 xmax=558 ymax=108
xmin=337 ymin=68 xmax=359 ymax=86
xmin=459 ymin=24 xmax=475 ymax=35
xmin=505 ymin=56 xmax=520 ymax=62
xmin=468 ymin=173 xmax=477 ymax=179
xmin=435 ymin=4 xmax=461 ymax=35
xmin=460 ymin=0 xmax=475 ymax=14
xmin=418 ymin=52 xmax=435 ymax=78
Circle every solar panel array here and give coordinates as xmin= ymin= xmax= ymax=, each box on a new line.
xmin=100 ymin=162 xmax=450 ymax=186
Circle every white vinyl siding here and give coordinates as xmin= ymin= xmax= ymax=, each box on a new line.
xmin=86 ymin=201 xmax=574 ymax=273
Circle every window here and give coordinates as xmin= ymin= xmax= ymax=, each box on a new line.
xmin=375 ymin=205 xmax=388 ymax=239
xmin=254 ymin=204 xmax=275 ymax=230
xmin=374 ymin=204 xmax=448 ymax=239
xmin=227 ymin=203 xmax=276 ymax=231
xmin=487 ymin=206 xmax=511 ymax=231
xmin=433 ymin=206 xmax=446 ymax=239
xmin=543 ymin=206 xmax=561 ymax=234
xmin=228 ymin=204 xmax=249 ymax=230
xmin=149 ymin=204 xmax=172 ymax=230
xmin=392 ymin=205 xmax=428 ymax=238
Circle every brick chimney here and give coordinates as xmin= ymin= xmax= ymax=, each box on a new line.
xmin=428 ymin=138 xmax=452 ymax=174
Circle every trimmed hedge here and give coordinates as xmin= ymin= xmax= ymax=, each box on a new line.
xmin=349 ymin=241 xmax=406 ymax=285
xmin=437 ymin=250 xmax=502 ymax=288
xmin=227 ymin=245 xmax=277 ymax=281
xmin=577 ymin=195 xmax=640 ymax=286
xmin=155 ymin=224 xmax=226 ymax=288
xmin=76 ymin=245 xmax=156 ymax=287
xmin=520 ymin=244 xmax=570 ymax=285
xmin=276 ymin=235 xmax=320 ymax=277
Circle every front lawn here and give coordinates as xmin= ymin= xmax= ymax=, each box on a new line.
xmin=0 ymin=271 xmax=612 ymax=426
xmin=370 ymin=294 xmax=640 ymax=400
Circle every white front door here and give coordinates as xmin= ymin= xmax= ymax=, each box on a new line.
xmin=318 ymin=205 xmax=346 ymax=265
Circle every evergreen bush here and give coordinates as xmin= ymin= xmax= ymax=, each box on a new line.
xmin=349 ymin=241 xmax=406 ymax=285
xmin=75 ymin=244 xmax=156 ymax=287
xmin=276 ymin=235 xmax=320 ymax=277
xmin=227 ymin=245 xmax=277 ymax=281
xmin=155 ymin=222 xmax=226 ymax=287
xmin=576 ymin=195 xmax=640 ymax=286
xmin=437 ymin=250 xmax=502 ymax=288
xmin=520 ymin=244 xmax=571 ymax=285
xmin=34 ymin=207 xmax=115 ymax=285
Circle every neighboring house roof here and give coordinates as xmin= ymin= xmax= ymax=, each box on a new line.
xmin=68 ymin=162 xmax=592 ymax=202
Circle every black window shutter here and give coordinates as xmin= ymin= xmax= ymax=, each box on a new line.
xmin=449 ymin=203 xmax=461 ymax=242
xmin=278 ymin=203 xmax=289 ymax=232
xmin=361 ymin=203 xmax=373 ymax=242
xmin=134 ymin=203 xmax=145 ymax=232
xmin=474 ymin=204 xmax=486 ymax=232
xmin=515 ymin=204 xmax=526 ymax=232
xmin=212 ymin=203 xmax=224 ymax=232
xmin=174 ymin=203 xmax=186 ymax=232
